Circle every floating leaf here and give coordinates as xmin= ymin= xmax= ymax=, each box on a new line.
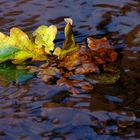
xmin=87 ymin=37 xmax=112 ymax=50
xmin=53 ymin=47 xmax=62 ymax=56
xmin=74 ymin=81 xmax=94 ymax=90
xmin=54 ymin=18 xmax=79 ymax=59
xmin=87 ymin=37 xmax=118 ymax=63
xmin=33 ymin=25 xmax=57 ymax=54
xmin=0 ymin=46 xmax=20 ymax=63
xmin=0 ymin=19 xmax=120 ymax=90
xmin=10 ymin=28 xmax=47 ymax=63
xmin=79 ymin=45 xmax=93 ymax=63
xmin=0 ymin=28 xmax=47 ymax=64
xmin=95 ymin=48 xmax=118 ymax=63
xmin=62 ymin=18 xmax=75 ymax=50
xmin=59 ymin=50 xmax=80 ymax=70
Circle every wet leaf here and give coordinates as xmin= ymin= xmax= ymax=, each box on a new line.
xmin=62 ymin=18 xmax=75 ymax=50
xmin=79 ymin=45 xmax=93 ymax=63
xmin=57 ymin=77 xmax=94 ymax=92
xmin=54 ymin=18 xmax=79 ymax=59
xmin=92 ymin=72 xmax=120 ymax=85
xmin=37 ymin=67 xmax=61 ymax=82
xmin=75 ymin=63 xmax=99 ymax=75
xmin=87 ymin=37 xmax=112 ymax=50
xmin=0 ymin=28 xmax=47 ymax=64
xmin=32 ymin=25 xmax=57 ymax=54
xmin=87 ymin=37 xmax=118 ymax=63
xmin=0 ymin=46 xmax=20 ymax=63
xmin=95 ymin=48 xmax=118 ymax=63
xmin=75 ymin=81 xmax=94 ymax=90
xmin=59 ymin=50 xmax=80 ymax=70
xmin=53 ymin=47 xmax=62 ymax=56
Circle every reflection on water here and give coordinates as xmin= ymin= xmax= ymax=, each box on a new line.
xmin=0 ymin=0 xmax=140 ymax=139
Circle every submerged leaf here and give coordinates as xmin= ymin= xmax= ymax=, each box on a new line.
xmin=33 ymin=25 xmax=57 ymax=54
xmin=91 ymin=72 xmax=120 ymax=85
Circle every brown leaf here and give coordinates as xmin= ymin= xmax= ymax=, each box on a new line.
xmin=59 ymin=50 xmax=80 ymax=70
xmin=57 ymin=77 xmax=93 ymax=92
xmin=87 ymin=37 xmax=118 ymax=63
xmin=38 ymin=67 xmax=60 ymax=82
xmin=79 ymin=45 xmax=93 ymax=63
xmin=87 ymin=37 xmax=112 ymax=50
xmin=75 ymin=63 xmax=99 ymax=75
xmin=96 ymin=48 xmax=118 ymax=62
xmin=75 ymin=81 xmax=94 ymax=90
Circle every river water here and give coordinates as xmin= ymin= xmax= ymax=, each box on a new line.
xmin=0 ymin=0 xmax=140 ymax=140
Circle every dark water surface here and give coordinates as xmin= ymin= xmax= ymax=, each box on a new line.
xmin=0 ymin=0 xmax=140 ymax=140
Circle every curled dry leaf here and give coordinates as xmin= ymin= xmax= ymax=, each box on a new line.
xmin=96 ymin=48 xmax=118 ymax=63
xmin=87 ymin=37 xmax=118 ymax=63
xmin=87 ymin=37 xmax=112 ymax=50
xmin=53 ymin=18 xmax=79 ymax=60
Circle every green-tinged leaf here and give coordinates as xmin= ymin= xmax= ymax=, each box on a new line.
xmin=86 ymin=71 xmax=120 ymax=85
xmin=0 ymin=32 xmax=15 ymax=48
xmin=10 ymin=28 xmax=47 ymax=63
xmin=0 ymin=28 xmax=47 ymax=64
xmin=96 ymin=73 xmax=120 ymax=84
xmin=62 ymin=18 xmax=75 ymax=50
xmin=32 ymin=25 xmax=57 ymax=54
xmin=54 ymin=45 xmax=79 ymax=60
xmin=0 ymin=46 xmax=20 ymax=63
